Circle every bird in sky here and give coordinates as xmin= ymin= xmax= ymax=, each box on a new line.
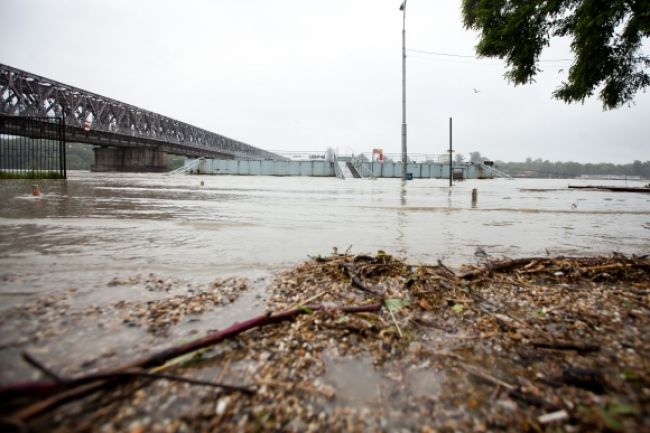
xmin=473 ymin=88 xmax=480 ymax=94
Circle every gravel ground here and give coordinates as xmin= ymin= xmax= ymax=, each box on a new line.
xmin=2 ymin=252 xmax=649 ymax=433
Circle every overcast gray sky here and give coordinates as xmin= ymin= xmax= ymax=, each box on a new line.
xmin=1 ymin=0 xmax=648 ymax=163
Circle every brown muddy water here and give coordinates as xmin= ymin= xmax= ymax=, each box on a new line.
xmin=0 ymin=171 xmax=649 ymax=383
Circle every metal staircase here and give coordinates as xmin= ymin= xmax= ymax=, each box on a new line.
xmin=351 ymin=159 xmax=376 ymax=179
xmin=479 ymin=163 xmax=513 ymax=180
xmin=346 ymin=162 xmax=361 ymax=178
xmin=169 ymin=157 xmax=204 ymax=174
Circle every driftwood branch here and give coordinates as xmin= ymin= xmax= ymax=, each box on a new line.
xmin=3 ymin=302 xmax=382 ymax=423
xmin=341 ymin=263 xmax=383 ymax=298
xmin=460 ymin=254 xmax=650 ymax=280
xmin=19 ymin=355 xmax=256 ymax=395
xmin=460 ymin=258 xmax=546 ymax=280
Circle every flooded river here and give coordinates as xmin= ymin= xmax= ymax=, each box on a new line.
xmin=1 ymin=171 xmax=649 ymax=305
xmin=1 ymin=172 xmax=649 ymax=383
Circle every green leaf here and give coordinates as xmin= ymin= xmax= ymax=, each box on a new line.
xmin=607 ymin=403 xmax=636 ymax=415
xmin=452 ymin=303 xmax=465 ymax=314
xmin=618 ymin=370 xmax=639 ymax=381
xmin=384 ymin=297 xmax=410 ymax=313
xmin=590 ymin=402 xmax=637 ymax=432
xmin=157 ymin=347 xmax=211 ymax=370
xmin=598 ymin=408 xmax=623 ymax=432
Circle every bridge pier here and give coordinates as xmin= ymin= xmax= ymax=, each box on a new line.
xmin=92 ymin=146 xmax=168 ymax=172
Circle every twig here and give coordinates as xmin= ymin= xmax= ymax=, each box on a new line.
xmin=457 ymin=361 xmax=561 ymax=410
xmin=255 ymin=378 xmax=333 ymax=397
xmin=23 ymin=366 xmax=256 ymax=395
xmin=22 ymin=352 xmax=64 ymax=383
xmin=577 ymin=263 xmax=631 ymax=274
xmin=149 ymin=347 xmax=212 ymax=374
xmin=353 ymin=255 xmax=377 ymax=263
xmin=458 ymin=362 xmax=516 ymax=390
xmin=508 ymin=388 xmax=562 ymax=411
xmin=215 ymin=359 xmax=231 ymax=384
xmin=387 ymin=306 xmax=404 ymax=339
xmin=341 ymin=263 xmax=383 ymax=298
xmin=437 ymin=260 xmax=457 ymax=278
xmin=297 ymin=289 xmax=332 ymax=306
xmin=446 ymin=332 xmax=498 ymax=340
xmin=4 ymin=302 xmax=382 ymax=422
xmin=531 ymin=340 xmax=600 ymax=353
xmin=107 ymin=370 xmax=255 ymax=395
xmin=460 ymin=257 xmax=548 ymax=280
xmin=459 ymin=284 xmax=527 ymax=327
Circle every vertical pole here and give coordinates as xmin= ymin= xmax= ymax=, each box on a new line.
xmin=449 ymin=117 xmax=453 ymax=187
xmin=31 ymin=120 xmax=35 ymax=176
xmin=38 ymin=124 xmax=42 ymax=176
xmin=59 ymin=117 xmax=63 ymax=176
xmin=62 ymin=111 xmax=67 ymax=178
xmin=401 ymin=1 xmax=408 ymax=180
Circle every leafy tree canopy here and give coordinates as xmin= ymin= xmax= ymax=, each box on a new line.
xmin=462 ymin=0 xmax=650 ymax=109
xmin=469 ymin=151 xmax=488 ymax=163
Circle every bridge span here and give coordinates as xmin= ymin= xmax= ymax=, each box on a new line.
xmin=0 ymin=63 xmax=283 ymax=171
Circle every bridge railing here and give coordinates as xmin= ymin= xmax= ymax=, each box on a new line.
xmin=0 ymin=63 xmax=283 ymax=160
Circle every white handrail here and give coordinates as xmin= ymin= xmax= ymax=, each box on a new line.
xmin=355 ymin=161 xmax=377 ymax=179
xmin=479 ymin=163 xmax=513 ymax=180
xmin=169 ymin=157 xmax=204 ymax=174
xmin=332 ymin=153 xmax=345 ymax=179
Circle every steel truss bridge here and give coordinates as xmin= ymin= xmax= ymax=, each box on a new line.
xmin=0 ymin=63 xmax=282 ymax=168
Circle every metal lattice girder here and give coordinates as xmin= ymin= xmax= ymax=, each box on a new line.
xmin=0 ymin=63 xmax=283 ymax=160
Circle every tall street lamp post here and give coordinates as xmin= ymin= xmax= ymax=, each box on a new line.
xmin=399 ymin=1 xmax=408 ymax=180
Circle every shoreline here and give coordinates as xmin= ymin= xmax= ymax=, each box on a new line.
xmin=2 ymin=252 xmax=648 ymax=432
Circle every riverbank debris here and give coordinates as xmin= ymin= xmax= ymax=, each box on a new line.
xmin=1 ymin=252 xmax=648 ymax=432
xmin=568 ymin=185 xmax=650 ymax=193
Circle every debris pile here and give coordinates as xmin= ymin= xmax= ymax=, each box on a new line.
xmin=1 ymin=252 xmax=648 ymax=433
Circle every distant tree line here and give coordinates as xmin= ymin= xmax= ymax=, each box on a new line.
xmin=457 ymin=151 xmax=650 ymax=179
xmin=66 ymin=143 xmax=95 ymax=170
